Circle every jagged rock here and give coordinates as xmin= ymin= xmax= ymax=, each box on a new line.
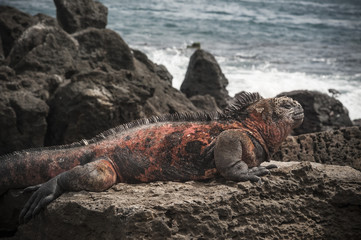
xmin=0 ymin=4 xmax=196 ymax=153
xmin=72 ymin=28 xmax=134 ymax=71
xmin=181 ymin=49 xmax=231 ymax=108
xmin=277 ymin=90 xmax=353 ymax=135
xmin=54 ymin=0 xmax=108 ymax=34
xmin=133 ymin=57 xmax=197 ymax=116
xmin=0 ymin=7 xmax=58 ymax=65
xmin=0 ymin=90 xmax=49 ymax=155
xmin=45 ymin=70 xmax=151 ymax=145
xmin=6 ymin=23 xmax=79 ymax=76
xmin=8 ymin=72 xmax=64 ymax=102
xmin=0 ymin=66 xmax=15 ymax=81
xmin=33 ymin=13 xmax=58 ymax=27
xmin=189 ymin=94 xmax=220 ymax=112
xmin=5 ymin=161 xmax=361 ymax=239
xmin=45 ymin=68 xmax=196 ymax=145
xmin=353 ymin=119 xmax=361 ymax=126
xmin=132 ymin=49 xmax=173 ymax=84
xmin=0 ymin=37 xmax=4 ymax=63
xmin=274 ymin=126 xmax=361 ymax=171
xmin=0 ymin=6 xmax=34 ymax=58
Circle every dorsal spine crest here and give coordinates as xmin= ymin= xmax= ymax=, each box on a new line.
xmin=0 ymin=92 xmax=262 ymax=157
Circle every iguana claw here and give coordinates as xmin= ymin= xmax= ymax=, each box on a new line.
xmin=19 ymin=176 xmax=63 ymax=224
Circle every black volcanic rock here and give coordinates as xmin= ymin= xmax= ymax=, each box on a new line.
xmin=54 ymin=0 xmax=108 ymax=34
xmin=133 ymin=49 xmax=173 ymax=84
xmin=0 ymin=70 xmax=64 ymax=155
xmin=0 ymin=4 xmax=196 ymax=153
xmin=72 ymin=28 xmax=134 ymax=71
xmin=0 ymin=6 xmax=34 ymax=58
xmin=33 ymin=13 xmax=59 ymax=27
xmin=189 ymin=94 xmax=220 ymax=112
xmin=274 ymin=126 xmax=361 ymax=171
xmin=353 ymin=119 xmax=361 ymax=126
xmin=0 ymin=37 xmax=4 ymax=63
xmin=277 ymin=90 xmax=353 ymax=135
xmin=45 ymin=59 xmax=197 ymax=145
xmin=45 ymin=70 xmax=152 ymax=145
xmin=6 ymin=23 xmax=79 ymax=76
xmin=0 ymin=90 xmax=49 ymax=155
xmin=0 ymin=66 xmax=15 ymax=81
xmin=181 ymin=49 xmax=231 ymax=108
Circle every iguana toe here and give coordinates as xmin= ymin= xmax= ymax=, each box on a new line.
xmin=19 ymin=177 xmax=63 ymax=224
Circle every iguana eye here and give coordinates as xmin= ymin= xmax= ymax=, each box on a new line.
xmin=282 ymin=103 xmax=293 ymax=109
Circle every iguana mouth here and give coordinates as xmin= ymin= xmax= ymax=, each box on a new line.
xmin=292 ymin=110 xmax=304 ymax=120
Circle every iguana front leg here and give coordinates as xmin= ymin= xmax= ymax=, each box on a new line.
xmin=19 ymin=158 xmax=117 ymax=224
xmin=214 ymin=130 xmax=274 ymax=182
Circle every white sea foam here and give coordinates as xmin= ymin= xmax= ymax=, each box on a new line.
xmin=224 ymin=66 xmax=361 ymax=120
xmin=135 ymin=45 xmax=361 ymax=120
xmin=137 ymin=45 xmax=193 ymax=89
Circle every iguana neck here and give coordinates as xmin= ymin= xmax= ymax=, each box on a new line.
xmin=242 ymin=118 xmax=291 ymax=156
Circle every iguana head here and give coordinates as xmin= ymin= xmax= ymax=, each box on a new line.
xmin=224 ymin=92 xmax=304 ymax=154
xmin=224 ymin=92 xmax=304 ymax=130
xmin=247 ymin=95 xmax=304 ymax=129
xmin=271 ymin=96 xmax=304 ymax=128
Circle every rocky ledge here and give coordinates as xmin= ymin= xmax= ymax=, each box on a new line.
xmin=6 ymin=161 xmax=361 ymax=240
xmin=274 ymin=126 xmax=361 ymax=171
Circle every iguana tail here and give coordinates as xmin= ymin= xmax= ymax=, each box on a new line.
xmin=0 ymin=147 xmax=94 ymax=194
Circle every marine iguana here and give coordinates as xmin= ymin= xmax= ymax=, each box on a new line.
xmin=0 ymin=92 xmax=304 ymax=224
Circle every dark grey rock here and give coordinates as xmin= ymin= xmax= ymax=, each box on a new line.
xmin=0 ymin=66 xmax=15 ymax=81
xmin=189 ymin=94 xmax=220 ymax=112
xmin=45 ymin=68 xmax=196 ymax=146
xmin=0 ymin=36 xmax=4 ymax=63
xmin=0 ymin=6 xmax=34 ymax=57
xmin=181 ymin=49 xmax=231 ymax=108
xmin=0 ymin=3 xmax=196 ymax=153
xmin=33 ymin=13 xmax=58 ymax=27
xmin=0 ymin=91 xmax=49 ymax=155
xmin=277 ymin=90 xmax=353 ymax=135
xmin=6 ymin=23 xmax=79 ymax=76
xmin=54 ymin=0 xmax=108 ymax=34
xmin=133 ymin=49 xmax=173 ymax=84
xmin=353 ymin=119 xmax=361 ymax=126
xmin=45 ymin=70 xmax=151 ymax=145
xmin=274 ymin=126 xmax=361 ymax=171
xmin=72 ymin=28 xmax=134 ymax=71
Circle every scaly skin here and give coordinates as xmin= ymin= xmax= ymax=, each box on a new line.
xmin=0 ymin=92 xmax=304 ymax=223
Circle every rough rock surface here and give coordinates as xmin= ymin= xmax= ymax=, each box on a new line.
xmin=54 ymin=0 xmax=108 ymax=34
xmin=7 ymin=23 xmax=79 ymax=75
xmin=353 ymin=119 xmax=361 ymax=127
xmin=132 ymin=49 xmax=173 ymax=84
xmin=72 ymin=28 xmax=134 ymax=72
xmin=181 ymin=49 xmax=231 ymax=108
xmin=189 ymin=94 xmax=220 ymax=112
xmin=277 ymin=90 xmax=353 ymax=135
xmin=45 ymin=60 xmax=196 ymax=145
xmin=5 ymin=161 xmax=361 ymax=239
xmin=274 ymin=126 xmax=361 ymax=171
xmin=0 ymin=90 xmax=49 ymax=155
xmin=0 ymin=6 xmax=34 ymax=58
xmin=0 ymin=69 xmax=59 ymax=156
xmin=32 ymin=13 xmax=59 ymax=27
xmin=0 ymin=36 xmax=4 ymax=62
xmin=0 ymin=4 xmax=197 ymax=153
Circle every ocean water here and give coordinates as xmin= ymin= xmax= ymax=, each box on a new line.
xmin=2 ymin=0 xmax=361 ymax=119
